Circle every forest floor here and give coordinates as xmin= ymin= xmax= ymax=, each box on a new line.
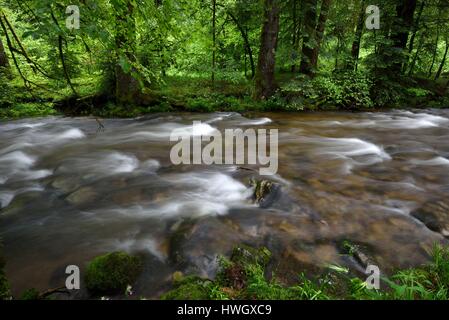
xmin=1 ymin=72 xmax=449 ymax=120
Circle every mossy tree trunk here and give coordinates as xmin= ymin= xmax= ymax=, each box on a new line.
xmin=349 ymin=0 xmax=367 ymax=71
xmin=0 ymin=34 xmax=11 ymax=76
xmin=390 ymin=0 xmax=418 ymax=73
xmin=310 ymin=0 xmax=332 ymax=73
xmin=253 ymin=0 xmax=280 ymax=100
xmin=299 ymin=0 xmax=318 ymax=76
xmin=404 ymin=0 xmax=425 ymax=73
xmin=435 ymin=38 xmax=449 ymax=80
xmin=113 ymin=0 xmax=140 ymax=105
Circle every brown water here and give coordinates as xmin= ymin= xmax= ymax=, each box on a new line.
xmin=1 ymin=110 xmax=449 ymax=298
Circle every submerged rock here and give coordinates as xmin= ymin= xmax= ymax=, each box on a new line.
xmin=411 ymin=200 xmax=449 ymax=237
xmin=66 ymin=186 xmax=97 ymax=205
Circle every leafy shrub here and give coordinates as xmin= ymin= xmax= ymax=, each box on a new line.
xmin=0 ymin=103 xmax=57 ymax=119
xmin=313 ymin=72 xmax=374 ymax=109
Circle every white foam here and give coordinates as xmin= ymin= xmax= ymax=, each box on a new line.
xmin=343 ymin=112 xmax=449 ymax=129
xmin=108 ymin=153 xmax=139 ymax=173
xmin=313 ymin=137 xmax=391 ymax=160
xmin=101 ymin=173 xmax=252 ymax=219
xmin=57 ymin=152 xmax=139 ymax=178
xmin=56 ymin=128 xmax=86 ymax=140
xmin=0 ymin=192 xmax=14 ymax=209
xmin=410 ymin=157 xmax=449 ymax=166
xmin=241 ymin=117 xmax=272 ymax=126
xmin=0 ymin=151 xmax=36 ymax=167
xmin=110 ymin=238 xmax=166 ymax=261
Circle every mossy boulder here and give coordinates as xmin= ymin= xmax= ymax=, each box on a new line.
xmin=161 ymin=276 xmax=214 ymax=300
xmin=85 ymin=252 xmax=143 ymax=296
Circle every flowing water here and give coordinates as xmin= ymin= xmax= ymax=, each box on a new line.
xmin=1 ymin=110 xmax=449 ymax=298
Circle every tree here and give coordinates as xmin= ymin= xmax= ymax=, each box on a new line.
xmin=390 ymin=0 xmax=418 ymax=72
xmin=254 ymin=0 xmax=280 ymax=100
xmin=0 ymin=34 xmax=10 ymax=75
xmin=404 ymin=0 xmax=425 ymax=73
xmin=349 ymin=0 xmax=367 ymax=71
xmin=435 ymin=37 xmax=449 ymax=80
xmin=299 ymin=0 xmax=318 ymax=76
xmin=112 ymin=0 xmax=140 ymax=105
xmin=212 ymin=0 xmax=217 ymax=85
xmin=310 ymin=0 xmax=332 ymax=72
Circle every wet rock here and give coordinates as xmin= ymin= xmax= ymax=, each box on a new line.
xmin=51 ymin=176 xmax=80 ymax=194
xmin=168 ymin=217 xmax=249 ymax=279
xmin=338 ymin=240 xmax=376 ymax=271
xmin=411 ymin=200 xmax=449 ymax=237
xmin=274 ymin=242 xmax=341 ymax=285
xmin=66 ymin=187 xmax=97 ymax=205
xmin=250 ymin=178 xmax=281 ymax=208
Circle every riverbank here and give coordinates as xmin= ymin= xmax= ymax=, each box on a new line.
xmin=1 ymin=73 xmax=448 ymax=120
xmin=2 ymin=244 xmax=449 ymax=300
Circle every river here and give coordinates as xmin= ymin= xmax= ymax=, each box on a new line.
xmin=1 ymin=110 xmax=449 ymax=298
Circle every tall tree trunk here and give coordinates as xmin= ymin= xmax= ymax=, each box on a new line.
xmin=435 ymin=39 xmax=449 ymax=80
xmin=0 ymin=35 xmax=10 ymax=76
xmin=310 ymin=0 xmax=332 ymax=72
xmin=254 ymin=0 xmax=280 ymax=100
xmin=299 ymin=0 xmax=318 ymax=76
xmin=390 ymin=0 xmax=418 ymax=72
xmin=428 ymin=27 xmax=440 ymax=78
xmin=404 ymin=0 xmax=425 ymax=72
xmin=114 ymin=0 xmax=140 ymax=105
xmin=291 ymin=0 xmax=300 ymax=73
xmin=408 ymin=32 xmax=423 ymax=76
xmin=212 ymin=0 xmax=216 ymax=85
xmin=349 ymin=0 xmax=366 ymax=71
xmin=226 ymin=11 xmax=255 ymax=78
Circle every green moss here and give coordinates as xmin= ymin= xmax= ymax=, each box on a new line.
xmin=161 ymin=276 xmax=215 ymax=300
xmin=85 ymin=252 xmax=143 ymax=296
xmin=230 ymin=245 xmax=271 ymax=269
xmin=0 ymin=270 xmax=10 ymax=300
xmin=20 ymin=288 xmax=41 ymax=300
xmin=161 ymin=244 xmax=449 ymax=301
xmin=0 ymin=248 xmax=11 ymax=300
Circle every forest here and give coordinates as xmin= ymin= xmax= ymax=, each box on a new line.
xmin=0 ymin=0 xmax=448 ymax=118
xmin=3 ymin=0 xmax=449 ymax=303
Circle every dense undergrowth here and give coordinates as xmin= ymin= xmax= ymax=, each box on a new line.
xmin=1 ymin=71 xmax=448 ymax=120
